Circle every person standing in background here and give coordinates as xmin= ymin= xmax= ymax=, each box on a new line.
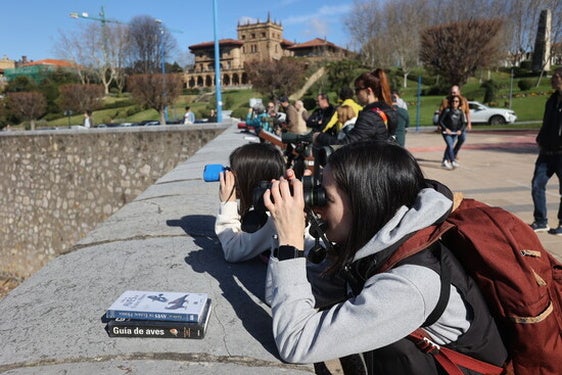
xmin=279 ymin=96 xmax=300 ymax=134
xmin=313 ymin=68 xmax=397 ymax=147
xmin=322 ymin=87 xmax=363 ymax=135
xmin=294 ymin=100 xmax=309 ymax=135
xmin=184 ymin=106 xmax=195 ymax=124
xmin=530 ymin=67 xmax=562 ymax=234
xmin=392 ymin=93 xmax=409 ymax=147
xmin=306 ymin=93 xmax=335 ymax=133
xmin=83 ymin=110 xmax=93 ymax=129
xmin=392 ymin=89 xmax=408 ymax=110
xmin=208 ymin=109 xmax=217 ymax=122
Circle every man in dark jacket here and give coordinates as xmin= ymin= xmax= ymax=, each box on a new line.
xmin=530 ymin=67 xmax=562 ymax=234
xmin=306 ymin=93 xmax=335 ymax=133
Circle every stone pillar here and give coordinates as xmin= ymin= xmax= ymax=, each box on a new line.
xmin=532 ymin=9 xmax=551 ymax=73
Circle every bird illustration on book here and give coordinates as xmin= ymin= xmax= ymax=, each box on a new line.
xmin=147 ymin=293 xmax=167 ymax=302
xmin=166 ymin=294 xmax=189 ymax=310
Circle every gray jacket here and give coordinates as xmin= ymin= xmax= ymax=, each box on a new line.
xmin=266 ymin=188 xmax=473 ymax=364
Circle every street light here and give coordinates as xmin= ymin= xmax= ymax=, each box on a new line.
xmin=70 ymin=6 xmax=122 ymax=85
xmin=155 ymin=19 xmax=168 ymax=122
xmin=213 ymin=0 xmax=223 ymax=123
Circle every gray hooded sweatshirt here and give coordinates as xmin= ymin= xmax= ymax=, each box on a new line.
xmin=266 ymin=187 xmax=471 ymax=364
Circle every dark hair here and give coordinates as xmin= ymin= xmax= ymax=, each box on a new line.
xmin=326 ymin=140 xmax=426 ymax=272
xmin=354 ymin=68 xmax=393 ymax=106
xmin=317 ymin=93 xmax=330 ymax=103
xmin=339 ymin=87 xmax=354 ymax=101
xmin=229 ymin=143 xmax=285 ymax=214
xmin=448 ymin=94 xmax=461 ymax=107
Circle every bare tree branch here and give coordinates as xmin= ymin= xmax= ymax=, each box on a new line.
xmin=420 ymin=18 xmax=504 ymax=85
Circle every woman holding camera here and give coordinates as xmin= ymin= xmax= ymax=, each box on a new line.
xmin=263 ymin=140 xmax=507 ymax=374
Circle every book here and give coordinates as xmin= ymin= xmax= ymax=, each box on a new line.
xmin=106 ymin=290 xmax=208 ymax=322
xmin=106 ymin=299 xmax=212 ymax=339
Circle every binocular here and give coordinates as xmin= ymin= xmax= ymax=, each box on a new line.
xmin=203 ymin=164 xmax=229 ymax=182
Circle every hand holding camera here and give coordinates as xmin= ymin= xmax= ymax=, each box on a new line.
xmin=263 ymin=175 xmax=307 ymax=251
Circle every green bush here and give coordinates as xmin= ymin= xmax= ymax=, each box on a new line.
xmin=481 ymin=79 xmax=499 ymax=104
xmin=517 ymin=79 xmax=533 ymax=91
xmin=231 ymin=107 xmax=248 ymax=120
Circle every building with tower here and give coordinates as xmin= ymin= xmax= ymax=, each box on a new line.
xmin=185 ymin=14 xmax=351 ymax=89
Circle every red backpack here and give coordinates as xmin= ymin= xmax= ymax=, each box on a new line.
xmin=378 ymin=198 xmax=562 ymax=375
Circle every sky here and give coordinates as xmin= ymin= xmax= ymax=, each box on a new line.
xmin=1 ymin=0 xmax=355 ymax=63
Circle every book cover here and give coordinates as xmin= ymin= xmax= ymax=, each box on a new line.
xmin=106 ymin=299 xmax=212 ymax=339
xmin=106 ymin=290 xmax=208 ymax=322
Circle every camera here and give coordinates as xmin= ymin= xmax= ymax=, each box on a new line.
xmin=281 ymin=132 xmax=313 ymax=144
xmin=203 ymin=164 xmax=229 ymax=182
xmin=251 ymin=175 xmax=326 ymax=212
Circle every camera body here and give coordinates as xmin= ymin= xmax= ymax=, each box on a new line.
xmin=203 ymin=164 xmax=229 ymax=182
xmin=252 ymin=175 xmax=326 ymax=212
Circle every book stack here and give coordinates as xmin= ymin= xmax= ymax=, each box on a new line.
xmin=104 ymin=290 xmax=211 ymax=339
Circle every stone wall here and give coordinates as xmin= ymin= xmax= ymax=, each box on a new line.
xmin=0 ymin=125 xmax=228 ymax=282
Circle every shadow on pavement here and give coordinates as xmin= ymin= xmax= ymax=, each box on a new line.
xmin=167 ymin=214 xmax=278 ymax=358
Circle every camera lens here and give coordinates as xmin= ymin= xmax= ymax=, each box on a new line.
xmin=252 ymin=178 xmax=326 ymax=211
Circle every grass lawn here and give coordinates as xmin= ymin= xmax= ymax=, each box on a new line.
xmin=44 ymin=70 xmax=555 ymax=129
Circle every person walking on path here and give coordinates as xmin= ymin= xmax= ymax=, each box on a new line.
xmin=530 ymin=67 xmax=562 ymax=234
xmin=439 ymin=95 xmax=467 ymax=170
xmin=438 ymin=85 xmax=471 ymax=161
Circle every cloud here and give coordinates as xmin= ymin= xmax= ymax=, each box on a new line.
xmin=238 ymin=16 xmax=259 ymax=25
xmin=283 ymin=5 xmax=352 ymax=25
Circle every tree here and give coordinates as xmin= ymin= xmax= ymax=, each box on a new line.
xmin=126 ymin=16 xmax=177 ymax=74
xmin=55 ymin=22 xmax=128 ymax=95
xmin=244 ymin=58 xmax=307 ymax=100
xmin=58 ymin=84 xmax=105 ymax=114
xmin=127 ymin=73 xmax=183 ymax=124
xmin=5 ymin=76 xmax=37 ymax=93
xmin=419 ymin=18 xmax=504 ymax=86
xmin=6 ymin=92 xmax=47 ymax=130
xmin=325 ymin=59 xmax=365 ymax=93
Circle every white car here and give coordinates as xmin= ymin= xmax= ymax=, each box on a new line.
xmin=468 ymin=101 xmax=517 ymax=125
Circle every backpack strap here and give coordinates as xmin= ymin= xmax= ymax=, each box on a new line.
xmin=407 ymin=330 xmax=503 ymax=375
xmin=370 ymin=106 xmax=388 ymax=129
xmin=421 ymin=242 xmax=451 ymax=327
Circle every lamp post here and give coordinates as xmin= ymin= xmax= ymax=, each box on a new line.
xmin=155 ymin=19 xmax=168 ymax=123
xmin=509 ymin=68 xmax=514 ymax=109
xmin=70 ymin=6 xmax=118 ymax=66
xmin=213 ymin=0 xmax=223 ymax=123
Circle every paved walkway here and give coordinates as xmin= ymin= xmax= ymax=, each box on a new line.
xmin=404 ymin=127 xmax=561 ymax=261
xmin=0 ymin=123 xmax=560 ymax=374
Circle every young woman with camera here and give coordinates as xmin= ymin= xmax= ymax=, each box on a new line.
xmin=214 ymin=142 xmax=286 ymax=263
xmin=263 ymin=140 xmax=507 ymax=374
